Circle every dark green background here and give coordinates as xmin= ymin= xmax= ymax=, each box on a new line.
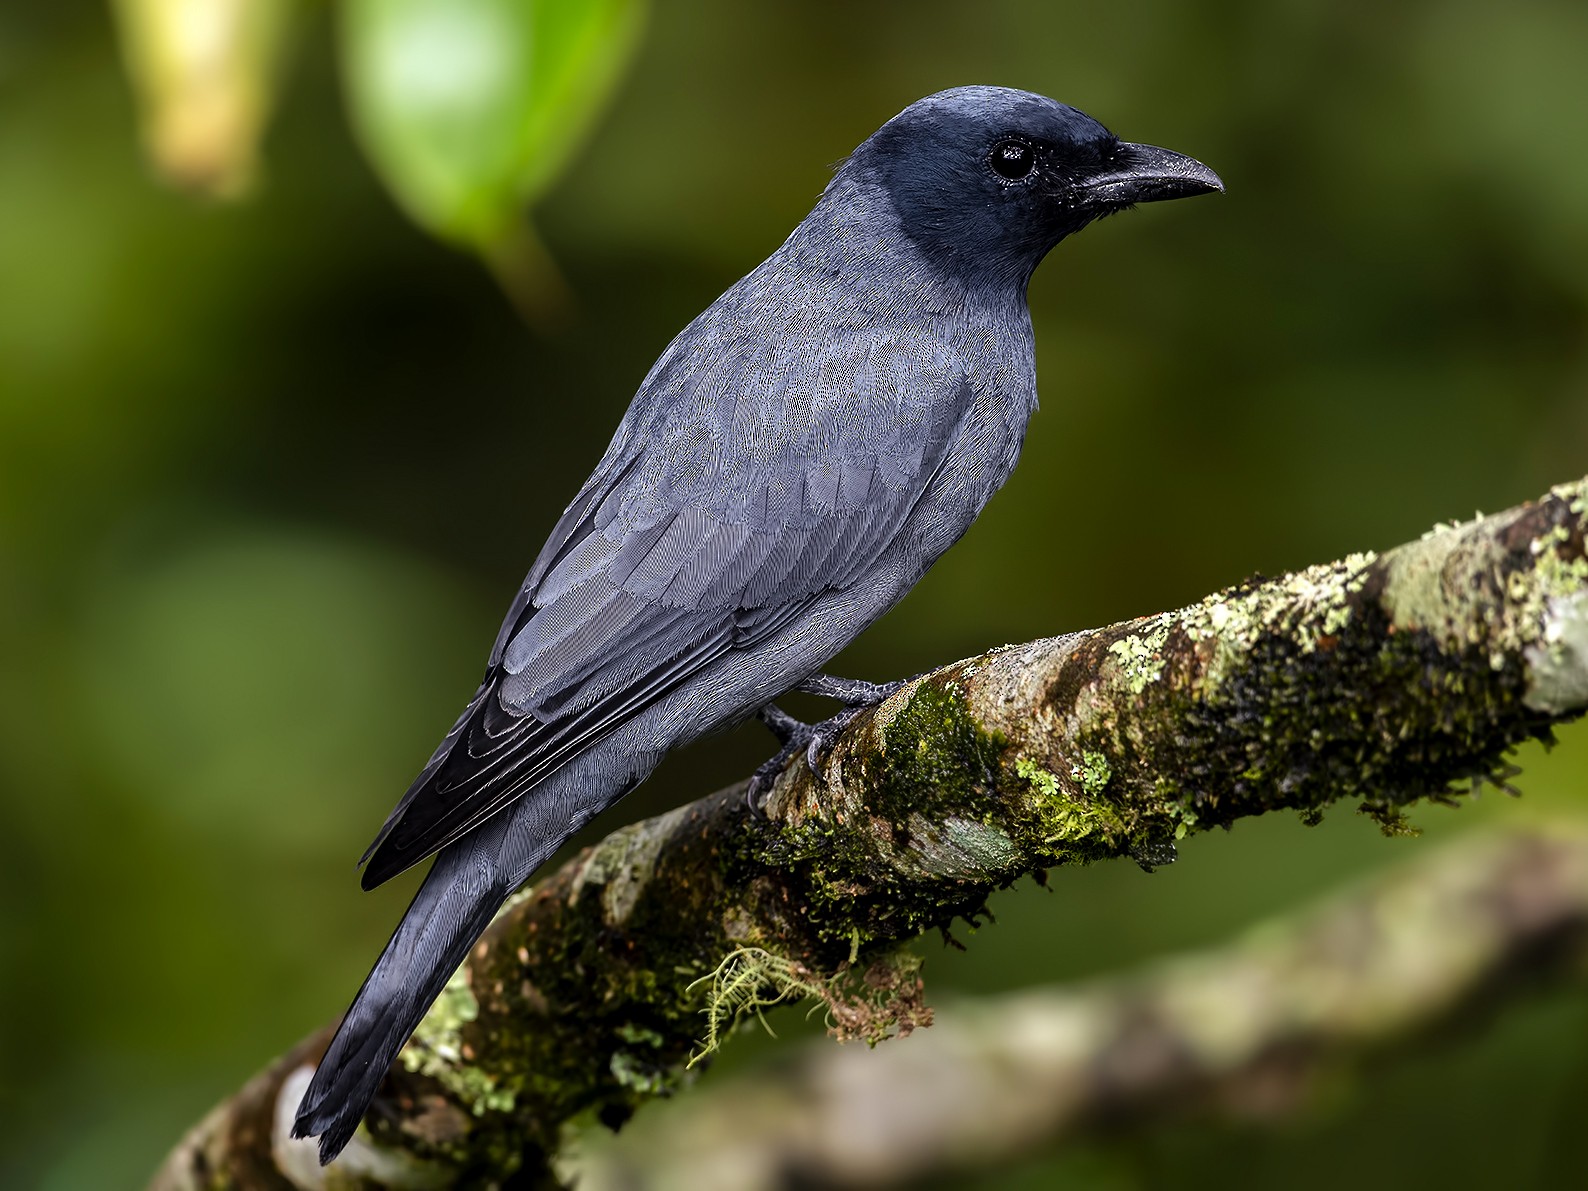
xmin=2 ymin=1 xmax=1585 ymax=1186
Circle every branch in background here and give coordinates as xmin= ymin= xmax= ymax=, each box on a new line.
xmin=151 ymin=479 xmax=1588 ymax=1190
xmin=566 ymin=824 xmax=1588 ymax=1190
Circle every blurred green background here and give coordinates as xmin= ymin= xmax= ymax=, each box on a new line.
xmin=2 ymin=1 xmax=1586 ymax=1187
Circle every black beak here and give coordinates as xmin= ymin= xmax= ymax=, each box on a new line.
xmin=1079 ymin=142 xmax=1223 ymax=206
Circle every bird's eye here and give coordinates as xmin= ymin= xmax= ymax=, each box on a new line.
xmin=989 ymin=139 xmax=1036 ymax=181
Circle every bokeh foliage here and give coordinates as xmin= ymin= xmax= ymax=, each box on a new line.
xmin=342 ymin=0 xmax=645 ymax=248
xmin=0 ymin=1 xmax=1585 ymax=1187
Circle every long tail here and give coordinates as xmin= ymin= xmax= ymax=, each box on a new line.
xmin=291 ymin=824 xmax=512 ymax=1164
xmin=294 ymin=728 xmax=661 ymax=1164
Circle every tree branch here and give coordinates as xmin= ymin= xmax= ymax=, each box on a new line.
xmin=152 ymin=478 xmax=1588 ymax=1190
xmin=564 ymin=823 xmax=1588 ymax=1190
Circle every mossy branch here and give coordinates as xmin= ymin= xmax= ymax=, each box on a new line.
xmin=565 ymin=823 xmax=1588 ymax=1190
xmin=152 ymin=479 xmax=1588 ymax=1190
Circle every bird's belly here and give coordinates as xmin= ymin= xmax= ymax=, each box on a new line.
xmin=644 ymin=413 xmax=1028 ymax=750
xmin=649 ymin=563 xmax=925 ymax=749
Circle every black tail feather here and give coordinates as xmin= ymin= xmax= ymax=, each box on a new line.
xmin=292 ymin=859 xmax=509 ymax=1164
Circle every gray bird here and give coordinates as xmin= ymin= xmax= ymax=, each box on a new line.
xmin=294 ymin=84 xmax=1221 ymax=1162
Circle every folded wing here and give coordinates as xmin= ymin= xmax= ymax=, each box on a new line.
xmin=360 ymin=331 xmax=970 ymax=887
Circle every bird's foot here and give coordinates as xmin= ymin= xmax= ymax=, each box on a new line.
xmin=800 ymin=705 xmax=865 ymax=779
xmin=745 ymin=674 xmax=914 ymax=816
xmin=746 ymin=705 xmax=816 ymax=816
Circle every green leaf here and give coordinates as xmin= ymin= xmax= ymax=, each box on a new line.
xmin=340 ymin=0 xmax=646 ymax=250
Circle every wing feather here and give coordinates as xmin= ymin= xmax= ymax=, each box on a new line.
xmin=361 ymin=333 xmax=971 ymax=887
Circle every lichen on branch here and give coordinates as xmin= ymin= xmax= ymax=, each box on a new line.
xmin=566 ymin=824 xmax=1588 ymax=1191
xmin=151 ymin=478 xmax=1588 ymax=1191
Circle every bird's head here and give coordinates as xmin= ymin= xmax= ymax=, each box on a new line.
xmin=851 ymin=86 xmax=1222 ymax=285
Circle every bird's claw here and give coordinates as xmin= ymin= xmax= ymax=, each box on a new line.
xmin=746 ymin=705 xmax=817 ymax=817
xmin=746 ymin=735 xmax=806 ymax=818
xmin=744 ymin=709 xmax=859 ymax=817
xmin=748 ymin=679 xmax=903 ymax=816
xmin=803 ymin=707 xmax=862 ymax=780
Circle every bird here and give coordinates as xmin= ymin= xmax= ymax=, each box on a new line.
xmin=293 ymin=84 xmax=1221 ymax=1163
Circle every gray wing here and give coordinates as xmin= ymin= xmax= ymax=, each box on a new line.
xmin=360 ymin=332 xmax=970 ymax=887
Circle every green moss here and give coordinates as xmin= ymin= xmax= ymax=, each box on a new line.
xmin=765 ymin=683 xmax=1005 ymax=862
xmin=399 ymin=970 xmax=520 ymax=1116
xmin=1010 ymin=751 xmax=1130 ymax=859
xmin=874 ymin=680 xmax=1006 ymax=818
xmin=1015 ymin=756 xmax=1060 ymax=799
xmin=1034 ymin=793 xmax=1127 ymax=852
xmin=751 ymin=682 xmax=1020 ymax=951
xmin=1073 ymin=750 xmax=1112 ymax=798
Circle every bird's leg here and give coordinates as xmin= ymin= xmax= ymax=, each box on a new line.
xmin=793 ymin=673 xmax=910 ymax=706
xmin=746 ymin=704 xmax=817 ymax=815
xmin=796 ymin=670 xmax=938 ymax=773
xmin=746 ymin=674 xmax=919 ymax=815
xmin=758 ymin=702 xmax=808 ymax=746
